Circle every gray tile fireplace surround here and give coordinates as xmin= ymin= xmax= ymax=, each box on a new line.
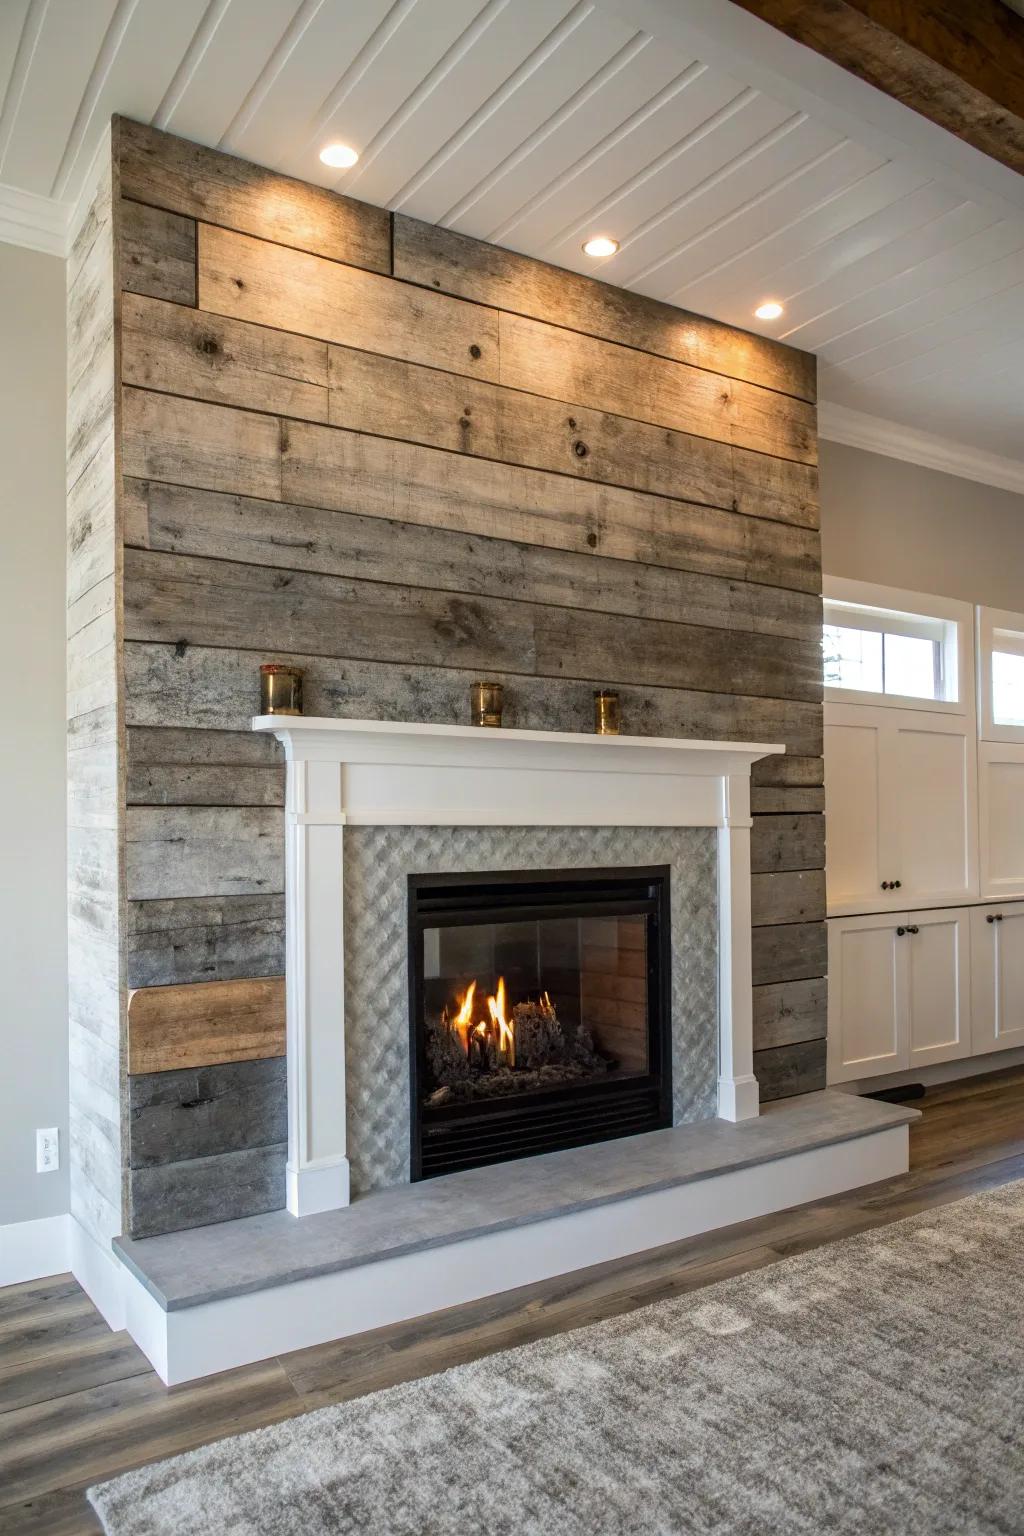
xmin=342 ymin=824 xmax=719 ymax=1194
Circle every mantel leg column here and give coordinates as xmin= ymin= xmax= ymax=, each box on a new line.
xmin=717 ymin=774 xmax=760 ymax=1122
xmin=285 ymin=757 xmax=351 ymax=1216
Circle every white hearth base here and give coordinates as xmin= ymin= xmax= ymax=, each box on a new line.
xmin=103 ymin=1094 xmax=916 ymax=1386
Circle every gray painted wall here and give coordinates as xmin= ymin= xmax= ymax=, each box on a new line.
xmin=820 ymin=440 xmax=1024 ymax=606
xmin=0 ymin=241 xmax=69 ymax=1227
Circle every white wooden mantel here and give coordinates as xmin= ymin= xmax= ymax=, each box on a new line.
xmin=252 ymin=716 xmax=784 ymax=1218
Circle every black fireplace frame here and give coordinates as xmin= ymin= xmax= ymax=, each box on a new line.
xmin=407 ymin=865 xmax=673 ymax=1181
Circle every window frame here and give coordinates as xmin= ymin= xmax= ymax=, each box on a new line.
xmin=822 ymin=577 xmax=973 ymax=718
xmin=978 ymin=605 xmax=1024 ymax=742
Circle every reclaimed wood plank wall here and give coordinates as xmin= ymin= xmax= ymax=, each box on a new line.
xmin=109 ymin=117 xmax=825 ymax=1238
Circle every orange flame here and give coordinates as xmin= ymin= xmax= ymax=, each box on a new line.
xmin=487 ymin=976 xmax=515 ymax=1065
xmin=450 ymin=980 xmax=476 ymax=1051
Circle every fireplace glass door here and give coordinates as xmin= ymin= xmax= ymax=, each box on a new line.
xmin=408 ymin=867 xmax=672 ymax=1179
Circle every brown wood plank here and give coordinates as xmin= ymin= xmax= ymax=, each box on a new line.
xmin=118 ymin=201 xmax=196 ymax=305
xmin=751 ymin=813 xmax=826 ymax=872
xmin=282 ymin=418 xmax=822 ymax=595
xmin=392 ymin=213 xmax=817 ymax=402
xmin=123 ymin=640 xmax=825 ymax=755
xmin=126 ymin=976 xmax=286 ymax=1074
xmin=114 ymin=117 xmax=390 ymax=271
xmin=750 ymin=869 xmax=826 ymax=927
xmin=752 ymin=753 xmax=824 ymax=789
xmin=121 ymin=293 xmax=328 ymax=422
xmin=498 ymin=311 xmax=817 ymax=465
xmin=753 ymin=976 xmax=828 ymax=1052
xmin=326 ymin=342 xmax=818 ymax=529
xmin=122 ymin=546 xmax=823 ymax=702
xmin=198 ymin=223 xmax=498 ymax=381
xmin=125 ymin=479 xmax=821 ymax=642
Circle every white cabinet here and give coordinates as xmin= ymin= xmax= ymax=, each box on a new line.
xmin=828 ymin=908 xmax=972 ymax=1083
xmin=970 ymin=904 xmax=1024 ymax=1055
xmin=825 ymin=703 xmax=977 ymax=915
xmin=979 ymin=742 xmax=1024 ymax=900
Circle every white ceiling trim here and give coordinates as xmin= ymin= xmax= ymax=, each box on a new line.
xmin=0 ymin=180 xmax=66 ymax=256
xmin=818 ymin=400 xmax=1024 ymax=498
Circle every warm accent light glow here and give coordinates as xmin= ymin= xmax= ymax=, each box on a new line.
xmin=582 ymin=235 xmax=619 ymax=258
xmin=755 ymin=300 xmax=784 ymax=321
xmin=320 ymin=142 xmax=359 ymax=169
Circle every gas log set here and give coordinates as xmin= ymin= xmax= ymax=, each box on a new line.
xmin=425 ymin=977 xmax=611 ymax=1105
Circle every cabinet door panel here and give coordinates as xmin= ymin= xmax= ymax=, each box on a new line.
xmin=824 ymin=716 xmax=883 ymax=910
xmin=970 ymin=904 xmax=1024 ymax=1054
xmin=887 ymin=723 xmax=976 ymax=906
xmin=906 ymin=909 xmax=970 ymax=1067
xmin=980 ymin=745 xmax=1024 ymax=899
xmin=827 ymin=917 xmax=903 ymax=1083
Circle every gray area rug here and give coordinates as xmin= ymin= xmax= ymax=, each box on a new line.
xmin=89 ymin=1181 xmax=1024 ymax=1534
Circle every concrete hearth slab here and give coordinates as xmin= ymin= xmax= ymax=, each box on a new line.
xmin=113 ymin=1091 xmax=917 ymax=1313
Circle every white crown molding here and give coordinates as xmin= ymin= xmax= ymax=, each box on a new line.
xmin=0 ymin=182 xmax=68 ymax=257
xmin=818 ymin=400 xmax=1024 ymax=499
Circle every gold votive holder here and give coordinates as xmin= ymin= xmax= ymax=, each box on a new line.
xmin=260 ymin=663 xmax=304 ymax=716
xmin=594 ymin=690 xmax=621 ymax=735
xmin=471 ymin=681 xmax=504 ymax=728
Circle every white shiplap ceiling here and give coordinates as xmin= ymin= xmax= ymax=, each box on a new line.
xmin=1 ymin=0 xmax=1022 ymax=474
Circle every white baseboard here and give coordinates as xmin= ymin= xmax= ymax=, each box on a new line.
xmin=122 ymin=1125 xmax=908 ymax=1386
xmin=70 ymin=1215 xmax=127 ymax=1331
xmin=0 ymin=1213 xmax=71 ymax=1287
xmin=834 ymin=1044 xmax=1024 ymax=1097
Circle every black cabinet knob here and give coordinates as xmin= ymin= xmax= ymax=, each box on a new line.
xmin=907 ymin=925 xmax=919 ymax=934
xmin=897 ymin=926 xmax=906 ymax=936
xmin=987 ymin=913 xmax=995 ymax=923
xmin=894 ymin=880 xmax=902 ymax=889
xmin=997 ymin=913 xmax=1004 ymax=922
xmin=881 ymin=881 xmax=890 ymax=890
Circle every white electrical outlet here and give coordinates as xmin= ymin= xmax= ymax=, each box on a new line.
xmin=36 ymin=1127 xmax=59 ymax=1173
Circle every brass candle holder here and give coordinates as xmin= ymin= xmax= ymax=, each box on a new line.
xmin=594 ymin=690 xmax=621 ymax=735
xmin=260 ymin=663 xmax=304 ymax=716
xmin=471 ymin=681 xmax=504 ymax=728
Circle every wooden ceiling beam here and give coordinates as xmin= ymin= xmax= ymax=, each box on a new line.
xmin=727 ymin=0 xmax=1024 ymax=175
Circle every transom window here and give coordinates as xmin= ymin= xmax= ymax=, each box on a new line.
xmin=823 ymin=599 xmax=956 ymax=705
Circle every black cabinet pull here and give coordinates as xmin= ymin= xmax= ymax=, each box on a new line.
xmin=907 ymin=925 xmax=919 ymax=934
xmin=987 ymin=913 xmax=1005 ymax=924
xmin=897 ymin=926 xmax=906 ymax=936
xmin=997 ymin=913 xmax=1004 ymax=922
xmin=894 ymin=880 xmax=902 ymax=889
xmin=881 ymin=880 xmax=890 ymax=890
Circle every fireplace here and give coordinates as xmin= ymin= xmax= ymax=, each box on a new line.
xmin=408 ymin=866 xmax=672 ymax=1179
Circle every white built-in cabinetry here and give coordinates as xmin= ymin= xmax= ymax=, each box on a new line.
xmin=824 ymin=704 xmax=976 ymax=915
xmin=825 ymin=586 xmax=1024 ymax=1084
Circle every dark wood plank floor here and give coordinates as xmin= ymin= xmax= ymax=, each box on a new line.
xmin=3 ymin=1066 xmax=1023 ymax=1534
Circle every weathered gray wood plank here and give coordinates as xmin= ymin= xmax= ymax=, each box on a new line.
xmin=750 ymin=869 xmax=826 ymax=927
xmin=125 ymin=478 xmax=822 ymax=643
xmin=123 ymin=641 xmax=825 ymax=754
xmin=115 ymin=116 xmax=390 ymax=272
xmin=498 ymin=311 xmax=817 ymax=465
xmin=122 ymin=388 xmax=281 ymax=501
xmin=125 ymin=894 xmax=285 ymax=989
xmin=282 ymin=419 xmax=822 ymax=596
xmin=122 ymin=547 xmax=823 ymax=702
xmin=750 ymin=813 xmax=826 ymax=873
xmin=325 ymin=342 xmax=818 ymax=529
xmin=754 ymin=1038 xmax=827 ymax=1102
xmin=752 ymin=977 xmax=827 ymax=1052
xmin=750 ymin=784 xmax=825 ymax=814
xmin=127 ymin=724 xmax=284 ymax=807
xmin=125 ymin=806 xmax=282 ymax=901
xmin=127 ymin=1143 xmax=286 ymax=1239
xmin=392 ymin=214 xmax=817 ymax=403
xmin=751 ymin=922 xmax=827 ymax=986
xmin=198 ymin=223 xmax=498 ymax=382
xmin=128 ymin=1058 xmax=287 ymax=1168
xmin=119 ymin=200 xmax=196 ymax=304
xmin=122 ymin=293 xmax=328 ymax=421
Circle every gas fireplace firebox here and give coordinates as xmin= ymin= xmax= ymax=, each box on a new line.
xmin=408 ymin=866 xmax=672 ymax=1179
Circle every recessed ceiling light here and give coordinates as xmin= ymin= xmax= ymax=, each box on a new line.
xmin=582 ymin=235 xmax=619 ymax=258
xmin=755 ymin=300 xmax=784 ymax=321
xmin=320 ymin=142 xmax=359 ymax=169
